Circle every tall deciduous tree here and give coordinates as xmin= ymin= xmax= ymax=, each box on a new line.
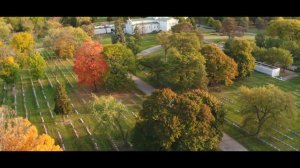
xmin=165 ymin=48 xmax=208 ymax=91
xmin=0 ymin=18 xmax=12 ymax=41
xmin=239 ymin=84 xmax=296 ymax=136
xmin=266 ymin=19 xmax=300 ymax=41
xmin=10 ymin=32 xmax=35 ymax=54
xmin=0 ymin=56 xmax=20 ymax=84
xmin=126 ymin=36 xmax=141 ymax=55
xmin=224 ymin=38 xmax=256 ymax=78
xmin=73 ymin=40 xmax=108 ymax=91
xmin=112 ymin=19 xmax=126 ymax=44
xmin=255 ymin=17 xmax=267 ymax=29
xmin=54 ymin=83 xmax=72 ymax=118
xmin=89 ymin=95 xmax=130 ymax=146
xmin=0 ymin=106 xmax=62 ymax=151
xmin=221 ymin=17 xmax=237 ymax=38
xmin=43 ymin=26 xmax=90 ymax=59
xmin=237 ymin=17 xmax=250 ymax=32
xmin=201 ymin=44 xmax=238 ymax=86
xmin=29 ymin=51 xmax=46 ymax=79
xmin=156 ymin=31 xmax=172 ymax=62
xmin=102 ymin=43 xmax=135 ymax=90
xmin=5 ymin=17 xmax=34 ymax=32
xmin=169 ymin=32 xmax=201 ymax=54
xmin=171 ymin=22 xmax=203 ymax=42
xmin=132 ymin=88 xmax=224 ymax=151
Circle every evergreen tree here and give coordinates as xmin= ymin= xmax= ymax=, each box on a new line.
xmin=54 ymin=83 xmax=72 ymax=117
xmin=112 ymin=19 xmax=126 ymax=44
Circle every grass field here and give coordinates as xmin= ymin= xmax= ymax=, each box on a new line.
xmin=139 ymin=33 xmax=159 ymax=50
xmin=0 ymin=58 xmax=145 ymax=151
xmin=95 ymin=34 xmax=112 ymax=45
xmin=212 ymin=72 xmax=300 ymax=151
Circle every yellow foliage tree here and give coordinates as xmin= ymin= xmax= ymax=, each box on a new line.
xmin=0 ymin=106 xmax=62 ymax=151
xmin=10 ymin=32 xmax=35 ymax=54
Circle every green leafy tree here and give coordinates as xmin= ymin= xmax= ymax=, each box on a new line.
xmin=169 ymin=32 xmax=201 ymax=54
xmin=239 ymin=84 xmax=296 ymax=136
xmin=171 ymin=23 xmax=203 ymax=42
xmin=112 ymin=19 xmax=126 ymax=44
xmin=31 ymin=17 xmax=47 ymax=38
xmin=224 ymin=38 xmax=256 ymax=78
xmin=60 ymin=17 xmax=78 ymax=27
xmin=0 ymin=18 xmax=12 ymax=41
xmin=138 ymin=55 xmax=169 ymax=87
xmin=54 ymin=83 xmax=72 ymax=118
xmin=255 ymin=33 xmax=267 ymax=48
xmin=266 ymin=19 xmax=300 ymax=41
xmin=126 ymin=36 xmax=141 ymax=55
xmin=237 ymin=17 xmax=250 ymax=32
xmin=252 ymin=47 xmax=267 ymax=62
xmin=156 ymin=31 xmax=172 ymax=62
xmin=212 ymin=20 xmax=222 ymax=32
xmin=255 ymin=17 xmax=267 ymax=29
xmin=201 ymin=44 xmax=238 ymax=86
xmin=29 ymin=51 xmax=46 ymax=79
xmin=132 ymin=88 xmax=224 ymax=151
xmin=164 ymin=48 xmax=208 ymax=91
xmin=221 ymin=17 xmax=237 ymax=38
xmin=89 ymin=95 xmax=130 ymax=146
xmin=43 ymin=26 xmax=90 ymax=59
xmin=0 ymin=56 xmax=20 ymax=84
xmin=103 ymin=44 xmax=135 ymax=90
xmin=6 ymin=17 xmax=34 ymax=32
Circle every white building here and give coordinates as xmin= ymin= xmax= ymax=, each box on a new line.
xmin=94 ymin=24 xmax=115 ymax=35
xmin=255 ymin=62 xmax=280 ymax=77
xmin=125 ymin=17 xmax=179 ymax=35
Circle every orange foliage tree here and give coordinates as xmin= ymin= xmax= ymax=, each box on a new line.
xmin=0 ymin=106 xmax=62 ymax=151
xmin=73 ymin=40 xmax=108 ymax=91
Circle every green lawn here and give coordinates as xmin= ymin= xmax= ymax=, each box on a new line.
xmin=94 ymin=34 xmax=112 ymax=45
xmin=0 ymin=57 xmax=144 ymax=151
xmin=139 ymin=33 xmax=160 ymax=51
xmin=211 ymin=71 xmax=300 ymax=151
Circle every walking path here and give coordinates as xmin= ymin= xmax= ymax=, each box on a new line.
xmin=137 ymin=45 xmax=162 ymax=56
xmin=219 ymin=133 xmax=248 ymax=151
xmin=130 ymin=46 xmax=248 ymax=151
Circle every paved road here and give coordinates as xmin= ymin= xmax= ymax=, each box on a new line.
xmin=128 ymin=74 xmax=155 ymax=95
xmin=132 ymin=45 xmax=248 ymax=151
xmin=137 ymin=45 xmax=162 ymax=56
xmin=219 ymin=133 xmax=248 ymax=151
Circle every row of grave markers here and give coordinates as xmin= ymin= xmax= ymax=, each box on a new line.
xmin=224 ymin=117 xmax=299 ymax=151
xmin=46 ymin=62 xmax=92 ymax=150
xmin=20 ymin=75 xmax=29 ymax=119
xmin=38 ymin=79 xmax=54 ymax=118
xmin=58 ymin=60 xmax=102 ymax=150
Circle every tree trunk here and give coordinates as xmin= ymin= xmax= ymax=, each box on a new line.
xmin=116 ymin=119 xmax=129 ymax=147
xmin=253 ymin=122 xmax=264 ymax=137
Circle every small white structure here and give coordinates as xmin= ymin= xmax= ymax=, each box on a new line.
xmin=125 ymin=17 xmax=179 ymax=35
xmin=255 ymin=62 xmax=280 ymax=77
xmin=94 ymin=24 xmax=115 ymax=35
